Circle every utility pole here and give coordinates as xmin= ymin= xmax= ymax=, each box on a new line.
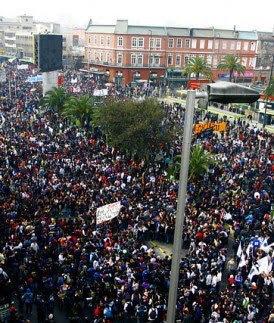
xmin=166 ymin=90 xmax=196 ymax=323
xmin=263 ymin=54 xmax=274 ymax=127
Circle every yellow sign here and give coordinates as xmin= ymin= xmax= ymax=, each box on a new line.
xmin=194 ymin=122 xmax=227 ymax=134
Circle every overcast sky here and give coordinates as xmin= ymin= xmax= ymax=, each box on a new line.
xmin=2 ymin=0 xmax=274 ymax=32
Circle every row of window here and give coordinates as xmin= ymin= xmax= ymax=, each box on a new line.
xmin=88 ymin=35 xmax=256 ymax=52
xmin=90 ymin=50 xmax=256 ymax=68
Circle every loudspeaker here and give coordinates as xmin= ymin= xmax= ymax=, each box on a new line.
xmin=34 ymin=34 xmax=63 ymax=72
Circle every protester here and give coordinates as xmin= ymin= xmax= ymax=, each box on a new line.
xmin=0 ymin=60 xmax=272 ymax=322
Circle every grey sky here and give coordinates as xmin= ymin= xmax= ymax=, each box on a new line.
xmin=2 ymin=0 xmax=274 ymax=32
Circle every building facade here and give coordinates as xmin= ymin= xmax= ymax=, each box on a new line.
xmin=85 ymin=20 xmax=258 ymax=84
xmin=254 ymin=31 xmax=274 ymax=84
xmin=0 ymin=15 xmax=60 ymax=61
xmin=62 ymin=27 xmax=85 ymax=68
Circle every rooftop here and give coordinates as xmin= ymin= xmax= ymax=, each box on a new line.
xmin=86 ymin=20 xmax=259 ymax=40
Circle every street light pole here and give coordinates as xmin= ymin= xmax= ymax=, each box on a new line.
xmin=166 ymin=90 xmax=196 ymax=323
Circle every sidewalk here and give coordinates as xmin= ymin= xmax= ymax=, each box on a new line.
xmin=208 ymin=106 xmax=274 ymax=133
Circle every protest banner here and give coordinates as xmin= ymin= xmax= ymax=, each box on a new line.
xmin=96 ymin=201 xmax=122 ymax=224
xmin=193 ymin=121 xmax=227 ymax=134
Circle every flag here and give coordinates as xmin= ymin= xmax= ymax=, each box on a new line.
xmin=238 ymin=254 xmax=247 ymax=268
xmin=237 ymin=242 xmax=243 ymax=258
xmin=96 ymin=201 xmax=122 ymax=225
xmin=248 ymin=265 xmax=259 ymax=280
xmin=257 ymin=256 xmax=271 ymax=274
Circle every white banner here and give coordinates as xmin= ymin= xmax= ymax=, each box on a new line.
xmin=93 ymin=89 xmax=108 ymax=97
xmin=96 ymin=201 xmax=122 ymax=224
xmin=17 ymin=64 xmax=28 ymax=70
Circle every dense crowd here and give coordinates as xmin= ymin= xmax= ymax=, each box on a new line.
xmin=0 ymin=61 xmax=273 ymax=323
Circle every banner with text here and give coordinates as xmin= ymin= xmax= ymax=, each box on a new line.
xmin=96 ymin=201 xmax=122 ymax=224
xmin=194 ymin=121 xmax=227 ymax=134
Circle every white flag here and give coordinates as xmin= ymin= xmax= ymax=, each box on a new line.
xmin=238 ymin=254 xmax=247 ymax=269
xmin=257 ymin=256 xmax=271 ymax=274
xmin=96 ymin=202 xmax=122 ymax=224
xmin=237 ymin=242 xmax=243 ymax=258
xmin=248 ymin=265 xmax=259 ymax=280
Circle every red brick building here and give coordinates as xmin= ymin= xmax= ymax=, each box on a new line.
xmin=85 ymin=20 xmax=258 ymax=84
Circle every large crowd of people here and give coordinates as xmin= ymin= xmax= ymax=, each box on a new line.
xmin=0 ymin=61 xmax=273 ymax=323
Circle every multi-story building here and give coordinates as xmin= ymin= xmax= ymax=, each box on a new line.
xmin=254 ymin=31 xmax=274 ymax=84
xmin=85 ymin=20 xmax=258 ymax=84
xmin=0 ymin=15 xmax=60 ymax=61
xmin=62 ymin=27 xmax=85 ymax=68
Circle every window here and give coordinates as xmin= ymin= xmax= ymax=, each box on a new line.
xmin=100 ymin=52 xmax=104 ymax=61
xmin=106 ymin=36 xmax=111 ymax=47
xmin=118 ymin=36 xmax=123 ymax=47
xmin=191 ymin=39 xmax=197 ymax=49
xmin=94 ymin=36 xmax=97 ymax=45
xmin=185 ymin=39 xmax=190 ymax=48
xmin=242 ymin=57 xmax=247 ymax=66
xmin=138 ymin=38 xmax=144 ymax=47
xmin=250 ymin=42 xmax=256 ymax=51
xmin=207 ymin=55 xmax=212 ymax=65
xmin=154 ymin=56 xmax=160 ymax=66
xmin=214 ymin=40 xmax=219 ymax=50
xmin=208 ymin=40 xmax=213 ymax=49
xmin=213 ymin=56 xmax=218 ymax=68
xmin=106 ymin=52 xmax=110 ymax=62
xmin=167 ymin=54 xmax=173 ymax=65
xmin=176 ymin=55 xmax=181 ymax=66
xmin=184 ymin=55 xmax=190 ymax=65
xmin=132 ymin=37 xmax=137 ymax=47
xmin=149 ymin=38 xmax=154 ymax=48
xmin=243 ymin=42 xmax=248 ymax=51
xmin=155 ymin=38 xmax=161 ymax=49
xmin=137 ymin=54 xmax=143 ymax=65
xmin=100 ymin=36 xmax=104 ymax=46
xmin=168 ymin=38 xmax=174 ymax=48
xmin=236 ymin=41 xmax=241 ymax=50
xmin=177 ymin=38 xmax=182 ymax=48
xmin=117 ymin=53 xmax=123 ymax=65
xmin=200 ymin=39 xmax=205 ymax=49
xmin=230 ymin=42 xmax=235 ymax=50
xmin=131 ymin=54 xmax=137 ymax=65
xmin=222 ymin=41 xmax=227 ymax=50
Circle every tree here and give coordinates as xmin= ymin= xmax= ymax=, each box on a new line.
xmin=184 ymin=56 xmax=211 ymax=80
xmin=41 ymin=87 xmax=69 ymax=112
xmin=168 ymin=145 xmax=216 ymax=181
xmin=62 ymin=95 xmax=95 ymax=127
xmin=93 ymin=99 xmax=174 ymax=159
xmin=218 ymin=55 xmax=245 ymax=82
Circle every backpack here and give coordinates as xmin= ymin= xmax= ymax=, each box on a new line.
xmin=104 ymin=307 xmax=113 ymax=319
xmin=150 ymin=308 xmax=157 ymax=320
xmin=136 ymin=305 xmax=146 ymax=318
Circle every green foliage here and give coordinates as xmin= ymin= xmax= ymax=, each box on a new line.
xmin=41 ymin=87 xmax=69 ymax=111
xmin=62 ymin=95 xmax=95 ymax=127
xmin=184 ymin=56 xmax=211 ymax=79
xmin=93 ymin=99 xmax=174 ymax=159
xmin=218 ymin=55 xmax=245 ymax=82
xmin=168 ymin=145 xmax=216 ymax=181
xmin=264 ymin=78 xmax=274 ymax=100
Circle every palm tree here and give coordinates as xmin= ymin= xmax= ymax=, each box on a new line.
xmin=184 ymin=56 xmax=211 ymax=80
xmin=41 ymin=87 xmax=69 ymax=112
xmin=62 ymin=95 xmax=95 ymax=127
xmin=168 ymin=145 xmax=216 ymax=181
xmin=218 ymin=55 xmax=245 ymax=82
